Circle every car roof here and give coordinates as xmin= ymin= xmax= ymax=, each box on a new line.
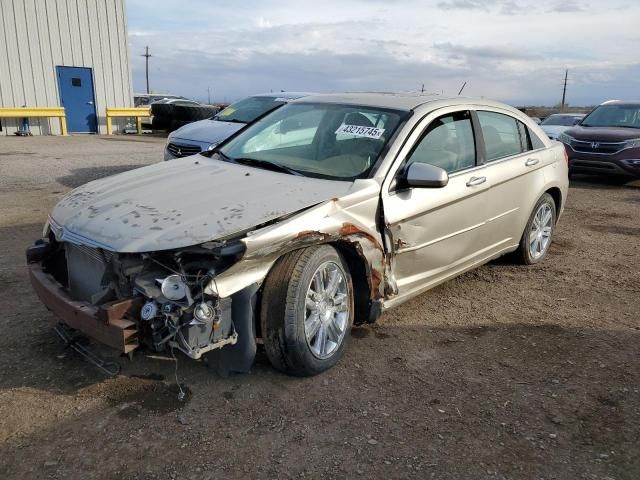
xmin=135 ymin=93 xmax=182 ymax=98
xmin=548 ymin=112 xmax=585 ymax=117
xmin=291 ymin=92 xmax=523 ymax=114
xmin=601 ymin=100 xmax=640 ymax=106
xmin=250 ymin=92 xmax=313 ymax=100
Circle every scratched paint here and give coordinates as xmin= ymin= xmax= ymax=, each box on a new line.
xmin=49 ymin=155 xmax=353 ymax=252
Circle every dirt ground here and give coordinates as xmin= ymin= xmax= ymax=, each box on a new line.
xmin=0 ymin=136 xmax=638 ymax=480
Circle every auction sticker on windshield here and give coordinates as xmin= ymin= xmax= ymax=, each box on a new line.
xmin=335 ymin=124 xmax=385 ymax=139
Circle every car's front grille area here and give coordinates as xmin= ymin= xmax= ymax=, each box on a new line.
xmin=65 ymin=243 xmax=113 ymax=303
xmin=167 ymin=142 xmax=201 ymax=158
xmin=570 ymin=139 xmax=624 ymax=155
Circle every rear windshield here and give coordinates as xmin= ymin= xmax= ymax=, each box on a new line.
xmin=581 ymin=105 xmax=640 ymax=129
xmin=217 ymin=102 xmax=406 ymax=180
xmin=213 ymin=96 xmax=288 ymax=123
xmin=541 ymin=115 xmax=582 ymax=126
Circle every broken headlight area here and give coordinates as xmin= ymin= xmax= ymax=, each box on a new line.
xmin=31 ymin=234 xmax=246 ymax=360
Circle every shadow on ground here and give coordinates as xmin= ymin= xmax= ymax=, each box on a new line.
xmin=570 ymin=174 xmax=640 ymax=190
xmin=56 ymin=164 xmax=149 ymax=188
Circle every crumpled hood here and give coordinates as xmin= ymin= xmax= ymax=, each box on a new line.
xmin=51 ymin=156 xmax=353 ymax=252
xmin=170 ymin=119 xmax=245 ymax=145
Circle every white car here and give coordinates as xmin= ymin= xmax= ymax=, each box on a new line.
xmin=540 ymin=113 xmax=585 ymax=140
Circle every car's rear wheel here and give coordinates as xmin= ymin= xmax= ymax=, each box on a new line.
xmin=261 ymin=245 xmax=354 ymax=376
xmin=515 ymin=193 xmax=556 ymax=265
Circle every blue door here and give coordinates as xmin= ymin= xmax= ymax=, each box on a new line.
xmin=56 ymin=66 xmax=98 ymax=133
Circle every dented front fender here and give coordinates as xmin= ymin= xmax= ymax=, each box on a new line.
xmin=207 ymin=179 xmax=394 ymax=303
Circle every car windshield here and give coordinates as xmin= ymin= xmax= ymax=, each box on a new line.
xmin=216 ymin=102 xmax=406 ymax=180
xmin=581 ymin=105 xmax=640 ymax=129
xmin=541 ymin=115 xmax=582 ymax=126
xmin=213 ymin=96 xmax=289 ymax=123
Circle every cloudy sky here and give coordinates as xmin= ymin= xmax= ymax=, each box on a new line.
xmin=127 ymin=0 xmax=639 ymax=106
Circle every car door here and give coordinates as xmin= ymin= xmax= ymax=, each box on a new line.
xmin=473 ymin=110 xmax=548 ymax=254
xmin=382 ymin=108 xmax=491 ymax=301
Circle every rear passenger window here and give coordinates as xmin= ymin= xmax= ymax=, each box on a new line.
xmin=477 ymin=111 xmax=524 ymax=161
xmin=407 ymin=111 xmax=476 ymax=174
xmin=517 ymin=121 xmax=531 ymax=151
xmin=528 ymin=127 xmax=546 ymax=149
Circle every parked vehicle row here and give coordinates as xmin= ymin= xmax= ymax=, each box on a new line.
xmin=540 ymin=113 xmax=585 ymax=140
xmin=150 ymin=99 xmax=221 ymax=132
xmin=27 ymin=93 xmax=568 ymax=376
xmin=164 ymin=92 xmax=310 ymax=159
xmin=556 ymin=100 xmax=640 ymax=178
xmin=133 ymin=93 xmax=189 ymax=107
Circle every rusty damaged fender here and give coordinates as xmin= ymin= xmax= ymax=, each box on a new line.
xmin=207 ymin=178 xmax=395 ymax=303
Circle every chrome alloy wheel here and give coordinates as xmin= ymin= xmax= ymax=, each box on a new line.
xmin=304 ymin=261 xmax=349 ymax=359
xmin=529 ymin=202 xmax=553 ymax=259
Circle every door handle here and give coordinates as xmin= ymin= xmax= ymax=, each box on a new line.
xmin=466 ymin=176 xmax=486 ymax=187
xmin=525 ymin=158 xmax=540 ymax=167
xmin=86 ymin=101 xmax=94 ymax=105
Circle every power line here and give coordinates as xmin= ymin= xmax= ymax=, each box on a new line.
xmin=142 ymin=46 xmax=152 ymax=94
xmin=560 ymin=69 xmax=568 ymax=110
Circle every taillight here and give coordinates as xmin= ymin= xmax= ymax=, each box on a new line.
xmin=563 ymin=148 xmax=569 ymax=166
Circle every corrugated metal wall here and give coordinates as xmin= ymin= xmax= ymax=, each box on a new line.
xmin=0 ymin=0 xmax=133 ymax=135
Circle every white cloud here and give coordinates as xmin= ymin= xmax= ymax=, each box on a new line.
xmin=127 ymin=0 xmax=640 ymax=106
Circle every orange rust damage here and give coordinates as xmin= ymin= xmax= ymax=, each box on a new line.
xmin=339 ymin=223 xmax=383 ymax=251
xmin=370 ymin=268 xmax=383 ymax=298
xmin=292 ymin=224 xmax=385 ymax=300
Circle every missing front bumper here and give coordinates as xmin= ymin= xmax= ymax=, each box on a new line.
xmin=27 ymin=241 xmax=260 ymax=374
xmin=28 ymin=259 xmax=141 ymax=353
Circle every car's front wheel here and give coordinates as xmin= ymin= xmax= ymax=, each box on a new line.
xmin=261 ymin=245 xmax=354 ymax=376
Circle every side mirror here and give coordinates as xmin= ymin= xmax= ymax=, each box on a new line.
xmin=405 ymin=162 xmax=449 ymax=188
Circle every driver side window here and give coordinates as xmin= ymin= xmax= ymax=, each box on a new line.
xmin=406 ymin=111 xmax=476 ymax=174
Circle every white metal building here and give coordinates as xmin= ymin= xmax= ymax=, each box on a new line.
xmin=0 ymin=0 xmax=133 ymax=135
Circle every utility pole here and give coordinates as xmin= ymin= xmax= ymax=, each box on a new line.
xmin=560 ymin=69 xmax=568 ymax=111
xmin=421 ymin=84 xmax=425 ymax=93
xmin=207 ymin=87 xmax=211 ymax=104
xmin=458 ymin=81 xmax=467 ymax=95
xmin=142 ymin=46 xmax=151 ymax=94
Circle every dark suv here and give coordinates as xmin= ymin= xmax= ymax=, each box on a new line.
xmin=558 ymin=100 xmax=640 ymax=178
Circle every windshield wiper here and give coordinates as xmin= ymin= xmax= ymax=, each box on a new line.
xmin=213 ymin=117 xmax=246 ymax=124
xmin=231 ymin=157 xmax=304 ymax=176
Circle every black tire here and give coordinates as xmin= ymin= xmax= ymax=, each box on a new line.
xmin=150 ymin=103 xmax=176 ymax=118
xmin=173 ymin=105 xmax=219 ymax=122
xmin=260 ymin=245 xmax=354 ymax=376
xmin=515 ymin=193 xmax=556 ymax=265
xmin=151 ymin=114 xmax=172 ymax=131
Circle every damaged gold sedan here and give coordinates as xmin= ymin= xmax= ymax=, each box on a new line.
xmin=27 ymin=93 xmax=569 ymax=376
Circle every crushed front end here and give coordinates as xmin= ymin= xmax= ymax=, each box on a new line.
xmin=27 ymin=220 xmax=256 ymax=374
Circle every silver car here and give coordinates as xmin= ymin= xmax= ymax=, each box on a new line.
xmin=28 ymin=93 xmax=568 ymax=376
xmin=540 ymin=113 xmax=585 ymax=140
xmin=164 ymin=92 xmax=310 ymax=160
